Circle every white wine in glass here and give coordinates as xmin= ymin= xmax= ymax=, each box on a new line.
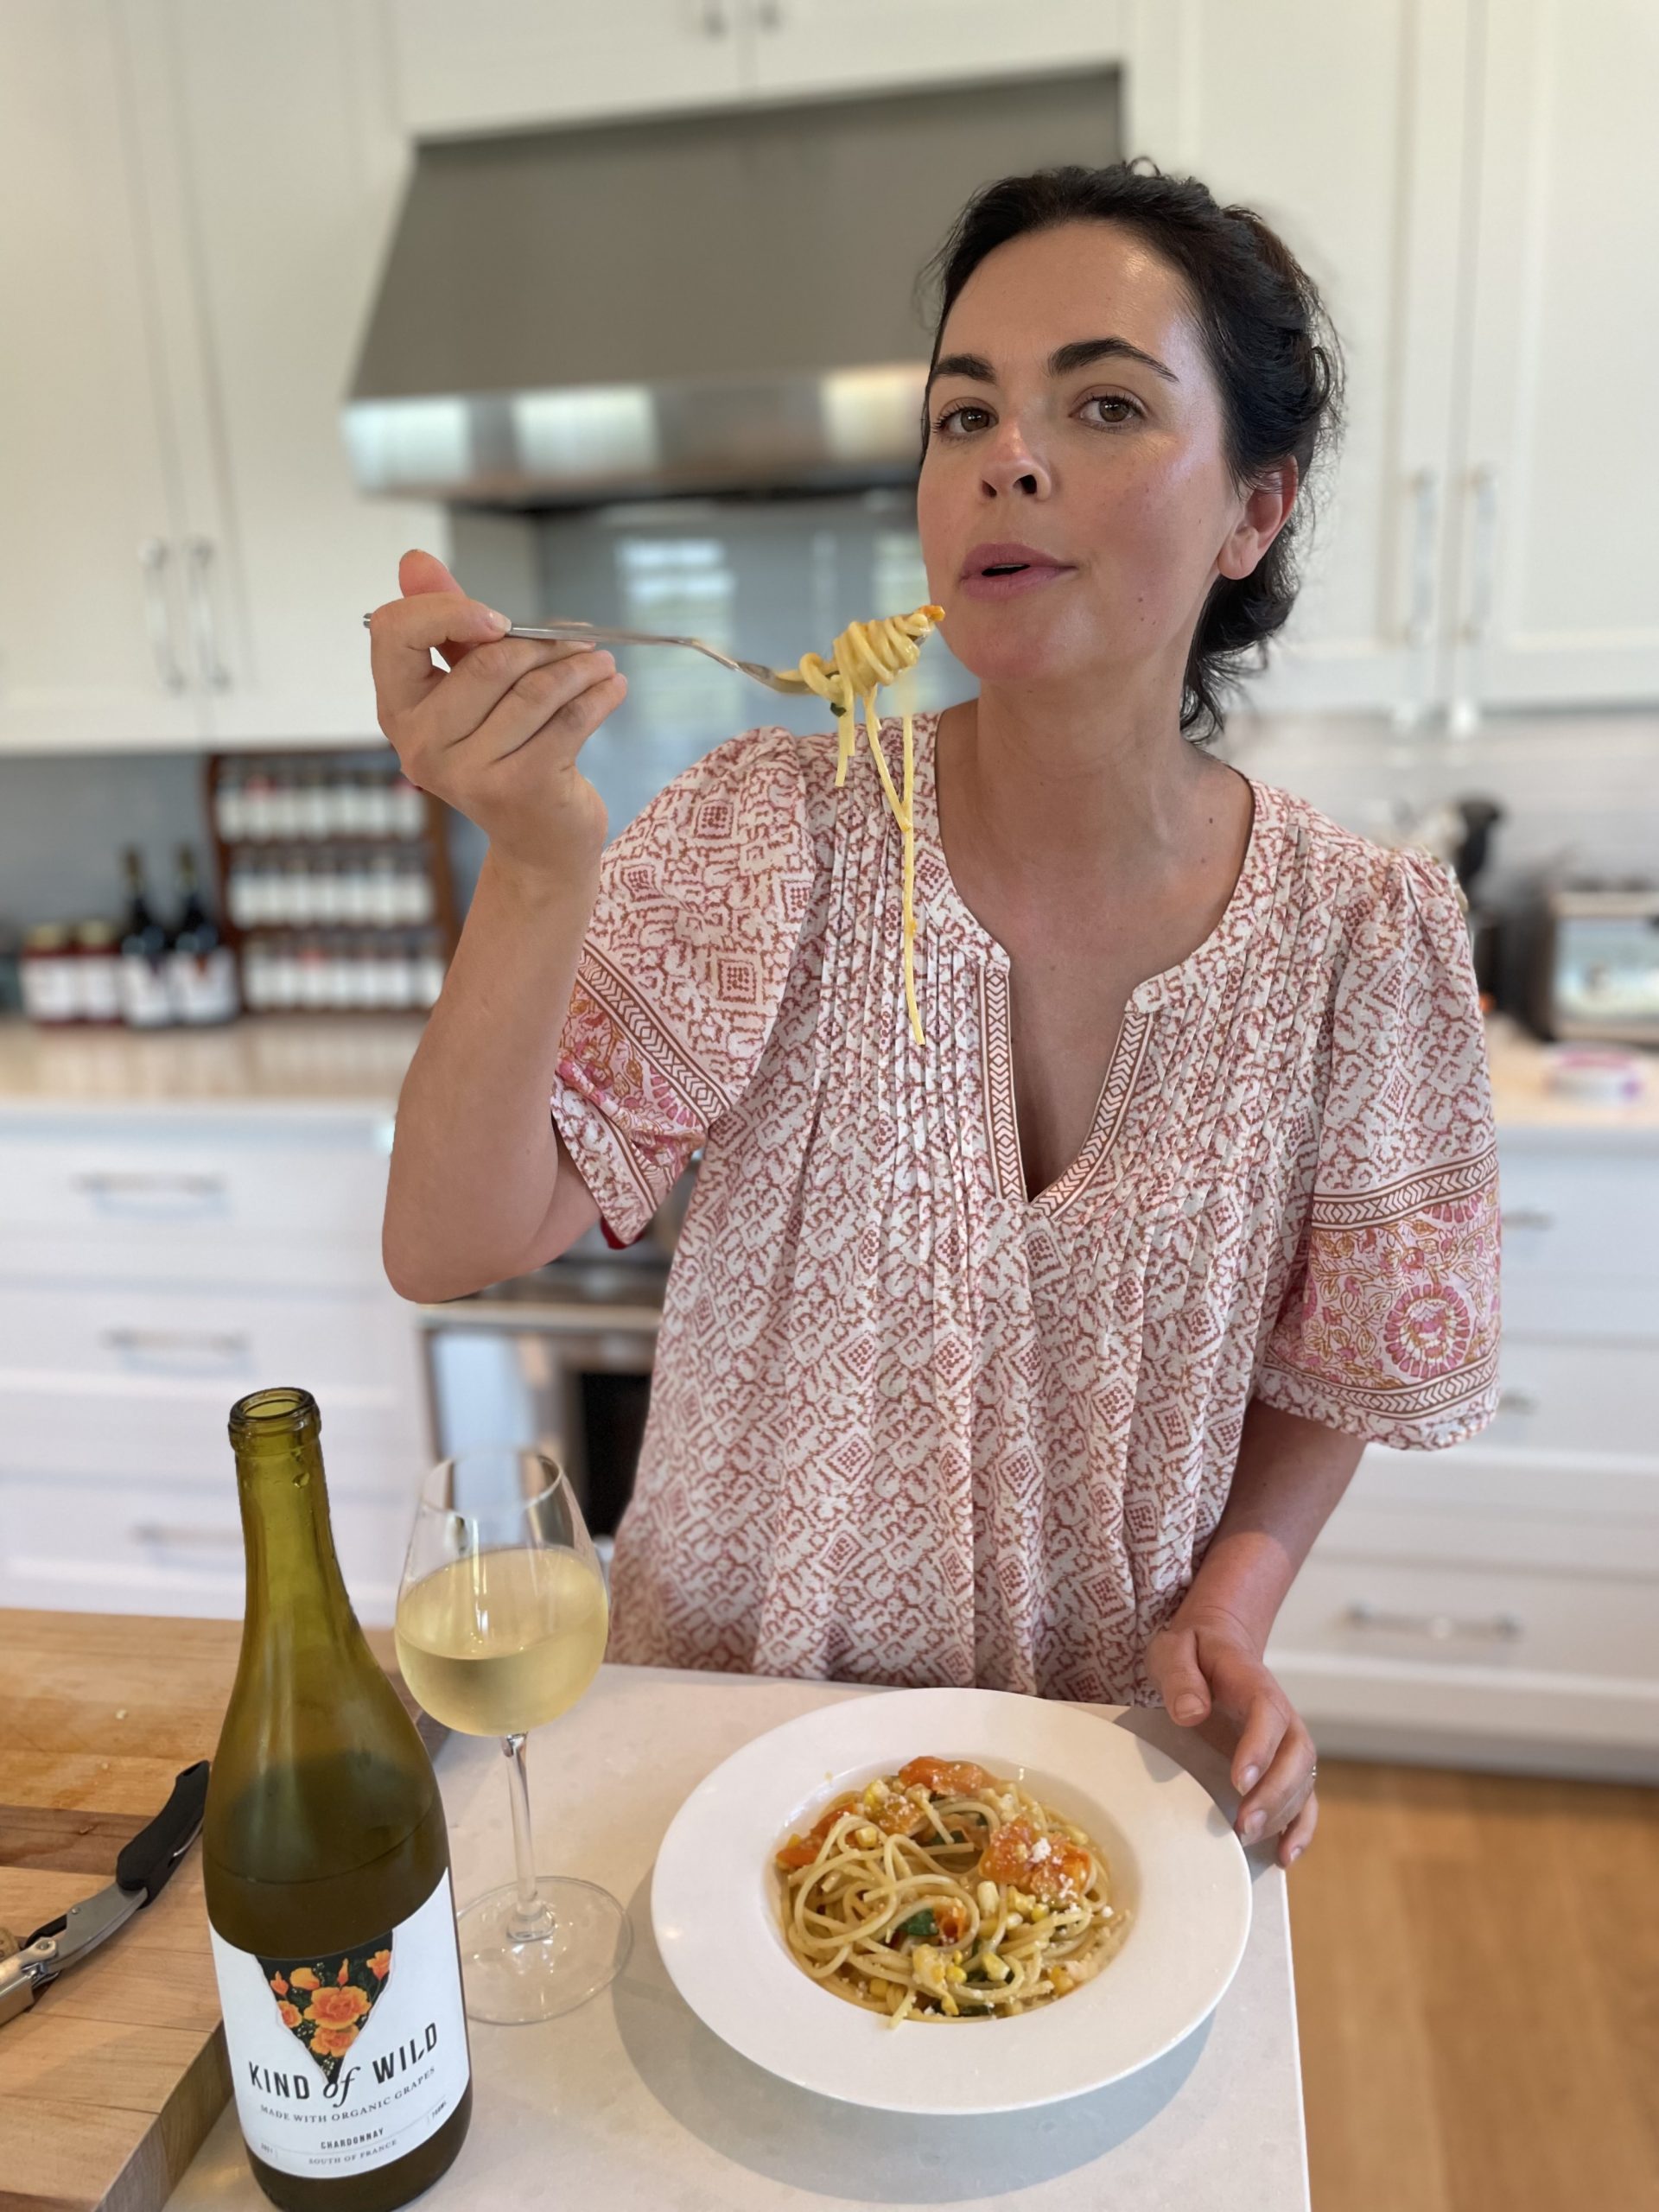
xmin=394 ymin=1449 xmax=630 ymax=2024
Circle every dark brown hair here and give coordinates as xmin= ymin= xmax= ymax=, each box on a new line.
xmin=921 ymin=158 xmax=1344 ymax=741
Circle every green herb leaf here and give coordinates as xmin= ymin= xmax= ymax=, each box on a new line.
xmin=894 ymin=1909 xmax=938 ymax=1942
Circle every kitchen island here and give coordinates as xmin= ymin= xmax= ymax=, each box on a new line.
xmin=0 ymin=1608 xmax=1309 ymax=2212
xmin=175 ymin=1669 xmax=1305 ymax=2212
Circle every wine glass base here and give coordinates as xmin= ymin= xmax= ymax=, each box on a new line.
xmin=456 ymin=1876 xmax=632 ymax=2024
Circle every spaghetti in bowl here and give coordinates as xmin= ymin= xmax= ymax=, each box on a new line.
xmin=652 ymin=1687 xmax=1249 ymax=2114
xmin=775 ymin=1756 xmax=1132 ymax=2023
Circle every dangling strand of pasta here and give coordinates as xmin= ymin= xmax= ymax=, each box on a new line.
xmin=794 ymin=604 xmax=943 ymax=1048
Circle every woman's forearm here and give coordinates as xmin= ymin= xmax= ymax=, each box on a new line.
xmin=383 ymin=848 xmax=599 ymax=1302
xmin=1182 ymin=1397 xmax=1367 ymax=1647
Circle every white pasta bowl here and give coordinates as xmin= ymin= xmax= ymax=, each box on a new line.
xmin=651 ymin=1685 xmax=1252 ymax=2114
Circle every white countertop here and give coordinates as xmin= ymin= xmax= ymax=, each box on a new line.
xmin=4 ymin=1010 xmax=1652 ymax=1137
xmin=0 ymin=1014 xmax=424 ymax=1109
xmin=166 ymin=1666 xmax=1308 ymax=2212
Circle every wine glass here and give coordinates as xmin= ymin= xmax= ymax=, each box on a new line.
xmin=394 ymin=1448 xmax=632 ymax=2024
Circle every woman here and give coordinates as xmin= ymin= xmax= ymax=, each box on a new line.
xmin=370 ymin=162 xmax=1500 ymax=1870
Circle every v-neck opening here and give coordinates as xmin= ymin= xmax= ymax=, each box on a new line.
xmin=909 ymin=710 xmax=1273 ymax=1216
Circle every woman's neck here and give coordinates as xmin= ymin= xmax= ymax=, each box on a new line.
xmin=938 ymin=672 xmax=1232 ymax=892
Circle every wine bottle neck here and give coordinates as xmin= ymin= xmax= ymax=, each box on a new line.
xmin=231 ymin=1419 xmax=364 ymax=1675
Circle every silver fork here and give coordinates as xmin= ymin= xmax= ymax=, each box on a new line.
xmin=361 ymin=613 xmax=810 ymax=696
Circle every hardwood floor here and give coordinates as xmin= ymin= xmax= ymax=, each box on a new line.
xmin=1287 ymin=1758 xmax=1659 ymax=2212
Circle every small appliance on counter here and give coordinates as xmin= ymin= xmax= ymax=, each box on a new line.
xmin=1528 ymin=882 xmax=1659 ymax=1045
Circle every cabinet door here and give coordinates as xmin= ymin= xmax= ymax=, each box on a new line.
xmin=746 ymin=0 xmax=1125 ymax=100
xmin=118 ymin=0 xmax=449 ymax=743
xmin=1127 ymin=0 xmax=1470 ymax=718
xmin=1446 ymin=0 xmax=1659 ymax=716
xmin=0 ymin=1 xmax=201 ymax=751
xmin=385 ymin=0 xmax=747 ymax=139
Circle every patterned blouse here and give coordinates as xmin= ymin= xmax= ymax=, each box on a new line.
xmin=550 ymin=710 xmax=1501 ymax=1704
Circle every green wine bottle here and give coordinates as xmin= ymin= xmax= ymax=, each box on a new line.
xmin=204 ymin=1389 xmax=472 ymax=2212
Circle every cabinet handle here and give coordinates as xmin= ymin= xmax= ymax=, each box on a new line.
xmin=1340 ymin=1601 xmax=1523 ymax=1643
xmin=753 ymin=0 xmax=784 ymax=25
xmin=1459 ymin=464 xmax=1499 ymax=643
xmin=1496 ymin=1389 xmax=1537 ymax=1418
xmin=137 ymin=539 xmax=188 ymax=693
xmin=130 ymin=1522 xmax=242 ymax=1550
xmin=102 ymin=1327 xmax=251 ymax=1360
xmin=698 ymin=1 xmax=732 ymax=31
xmin=184 ymin=536 xmax=232 ymax=690
xmin=1402 ymin=467 xmax=1440 ymax=648
xmin=73 ymin=1170 xmax=227 ymax=1205
xmin=1500 ymin=1206 xmax=1554 ymax=1233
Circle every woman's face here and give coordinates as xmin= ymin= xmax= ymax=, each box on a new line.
xmin=916 ymin=220 xmax=1293 ymax=695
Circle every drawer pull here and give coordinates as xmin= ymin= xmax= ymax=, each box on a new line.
xmin=1340 ymin=1601 xmax=1523 ymax=1643
xmin=130 ymin=1522 xmax=242 ymax=1550
xmin=1500 ymin=1208 xmax=1554 ymax=1233
xmin=73 ymin=1171 xmax=229 ymax=1216
xmin=102 ymin=1328 xmax=251 ymax=1360
xmin=1496 ymin=1389 xmax=1538 ymax=1418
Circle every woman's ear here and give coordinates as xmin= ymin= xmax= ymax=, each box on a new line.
xmin=1217 ymin=457 xmax=1300 ymax=581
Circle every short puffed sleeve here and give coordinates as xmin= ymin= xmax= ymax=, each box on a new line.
xmin=1256 ymin=846 xmax=1501 ymax=1448
xmin=550 ymin=727 xmax=815 ymax=1244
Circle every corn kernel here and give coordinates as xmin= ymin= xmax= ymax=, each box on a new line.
xmin=940 ymin=1993 xmax=960 ymax=2017
xmin=976 ymin=1879 xmax=1000 ymax=1916
xmin=944 ymin=1965 xmax=967 ymax=1984
xmin=855 ymin=1824 xmax=880 ymax=1847
xmin=1050 ymin=1966 xmax=1075 ymax=1996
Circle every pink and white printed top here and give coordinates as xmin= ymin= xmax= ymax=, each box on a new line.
xmin=550 ymin=711 xmax=1501 ymax=1705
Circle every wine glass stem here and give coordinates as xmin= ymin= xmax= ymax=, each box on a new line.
xmin=501 ymin=1731 xmax=556 ymax=1942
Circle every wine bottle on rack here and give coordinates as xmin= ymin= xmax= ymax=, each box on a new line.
xmin=168 ymin=845 xmax=240 ymax=1026
xmin=118 ymin=846 xmax=175 ymax=1029
xmin=204 ymin=1389 xmax=472 ymax=2211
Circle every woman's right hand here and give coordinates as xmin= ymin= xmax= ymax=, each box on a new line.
xmin=366 ymin=547 xmax=627 ymax=886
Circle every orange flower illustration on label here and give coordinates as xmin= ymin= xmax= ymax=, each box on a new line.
xmin=257 ymin=1935 xmax=393 ymax=2087
xmin=304 ymin=1985 xmax=372 ymax=2029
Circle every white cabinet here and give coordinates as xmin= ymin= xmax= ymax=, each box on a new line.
xmin=746 ymin=0 xmax=1126 ymax=101
xmin=0 ymin=1 xmax=201 ymax=749
xmin=1448 ymin=0 xmax=1659 ymax=715
xmin=0 ymin=1104 xmax=430 ymax=1624
xmin=1131 ymin=0 xmax=1659 ymax=722
xmin=0 ymin=0 xmax=447 ymax=755
xmin=1266 ymin=1127 xmax=1659 ymax=1783
xmin=1128 ymin=0 xmax=1470 ymax=721
xmin=385 ymin=0 xmax=750 ymax=138
xmin=124 ymin=0 xmax=449 ymax=746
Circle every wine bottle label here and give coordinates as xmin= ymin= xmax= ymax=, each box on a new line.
xmin=209 ymin=1870 xmax=469 ymax=2180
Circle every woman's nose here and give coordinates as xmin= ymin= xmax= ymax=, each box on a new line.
xmin=979 ymin=421 xmax=1052 ymax=500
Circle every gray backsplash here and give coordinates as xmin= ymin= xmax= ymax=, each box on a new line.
xmin=0 ymin=750 xmax=214 ymax=931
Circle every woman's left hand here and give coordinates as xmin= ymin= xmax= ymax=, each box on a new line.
xmin=1144 ymin=1603 xmax=1319 ymax=1867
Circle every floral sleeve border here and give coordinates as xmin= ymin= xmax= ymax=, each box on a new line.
xmin=1257 ymin=1145 xmax=1501 ymax=1450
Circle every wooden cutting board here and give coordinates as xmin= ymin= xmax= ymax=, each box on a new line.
xmin=0 ymin=1608 xmax=443 ymax=2212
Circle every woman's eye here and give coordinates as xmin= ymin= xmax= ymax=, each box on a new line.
xmin=935 ymin=402 xmax=994 ymax=438
xmin=1079 ymin=395 xmax=1140 ymax=427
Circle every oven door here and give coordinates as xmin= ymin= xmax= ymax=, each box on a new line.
xmin=419 ymin=1300 xmax=661 ymax=1548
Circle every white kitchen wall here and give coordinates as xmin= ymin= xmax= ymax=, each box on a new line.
xmin=1218 ymin=709 xmax=1659 ymax=895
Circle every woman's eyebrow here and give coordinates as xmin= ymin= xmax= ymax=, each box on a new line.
xmin=928 ymin=338 xmax=1179 ymax=389
xmin=1049 ymin=336 xmax=1179 ymax=384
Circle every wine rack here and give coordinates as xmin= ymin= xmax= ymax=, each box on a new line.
xmin=205 ymin=748 xmax=459 ymax=1015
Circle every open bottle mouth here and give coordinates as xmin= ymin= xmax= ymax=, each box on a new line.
xmin=229 ymin=1385 xmax=320 ymax=1442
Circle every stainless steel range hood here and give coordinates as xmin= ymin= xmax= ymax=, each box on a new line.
xmin=346 ymin=71 xmax=1120 ymax=508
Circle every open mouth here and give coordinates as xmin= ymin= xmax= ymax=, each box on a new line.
xmin=960 ymin=545 xmax=1075 ymax=597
